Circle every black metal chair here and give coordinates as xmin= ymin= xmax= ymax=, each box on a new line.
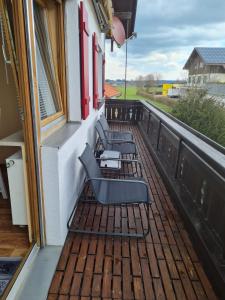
xmin=95 ymin=121 xmax=137 ymax=157
xmin=99 ymin=113 xmax=133 ymax=141
xmin=68 ymin=143 xmax=151 ymax=238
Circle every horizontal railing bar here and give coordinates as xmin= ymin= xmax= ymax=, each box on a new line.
xmin=140 ymin=99 xmax=225 ymax=155
xmin=140 ymin=100 xmax=225 ymax=176
xmin=107 ymin=99 xmax=225 ymax=154
xmin=105 ymin=99 xmax=225 ymax=176
xmin=105 ymin=97 xmax=225 ymax=298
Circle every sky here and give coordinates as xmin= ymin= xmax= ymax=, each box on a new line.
xmin=106 ymin=0 xmax=225 ymax=80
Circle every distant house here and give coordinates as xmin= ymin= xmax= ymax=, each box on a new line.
xmin=184 ymin=47 xmax=225 ymax=86
xmin=104 ymin=83 xmax=121 ymax=99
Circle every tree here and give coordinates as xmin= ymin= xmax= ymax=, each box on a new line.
xmin=154 ymin=72 xmax=162 ymax=85
xmin=172 ymin=89 xmax=225 ymax=147
xmin=144 ymin=74 xmax=155 ymax=92
xmin=135 ymin=75 xmax=145 ymax=91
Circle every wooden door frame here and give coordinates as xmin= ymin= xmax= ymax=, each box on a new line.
xmin=10 ymin=0 xmax=44 ymax=246
xmin=0 ymin=1 xmax=48 ymax=297
xmin=4 ymin=0 xmax=68 ymax=248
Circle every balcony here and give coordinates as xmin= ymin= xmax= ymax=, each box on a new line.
xmin=47 ymin=99 xmax=225 ymax=299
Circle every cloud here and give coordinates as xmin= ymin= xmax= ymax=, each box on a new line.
xmin=106 ymin=0 xmax=225 ymax=80
xmin=106 ymin=43 xmax=188 ymax=80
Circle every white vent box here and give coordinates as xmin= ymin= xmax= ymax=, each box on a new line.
xmin=6 ymin=151 xmax=27 ymax=225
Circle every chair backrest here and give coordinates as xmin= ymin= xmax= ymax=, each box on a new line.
xmin=95 ymin=121 xmax=108 ymax=149
xmin=99 ymin=114 xmax=110 ymax=131
xmin=79 ymin=143 xmax=102 ymax=196
xmin=79 ymin=143 xmax=102 ymax=179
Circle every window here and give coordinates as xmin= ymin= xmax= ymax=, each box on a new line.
xmin=192 ymin=76 xmax=196 ymax=85
xmin=197 ymin=76 xmax=201 ymax=84
xmin=203 ymin=75 xmax=208 ymax=84
xmin=34 ymin=0 xmax=66 ymax=125
xmin=36 ymin=44 xmax=58 ymax=119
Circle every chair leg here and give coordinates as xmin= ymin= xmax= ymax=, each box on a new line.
xmin=143 ymin=203 xmax=150 ymax=238
xmin=69 ymin=228 xmax=146 ymax=238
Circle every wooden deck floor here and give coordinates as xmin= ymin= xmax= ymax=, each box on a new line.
xmin=0 ymin=191 xmax=30 ymax=257
xmin=48 ymin=124 xmax=218 ymax=300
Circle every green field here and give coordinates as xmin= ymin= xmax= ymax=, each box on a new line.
xmin=118 ymin=86 xmax=146 ymax=100
xmin=117 ymin=86 xmax=172 ymax=113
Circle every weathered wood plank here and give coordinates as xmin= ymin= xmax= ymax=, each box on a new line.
xmin=60 ymin=254 xmax=77 ymax=294
xmin=47 ymin=123 xmax=218 ymax=300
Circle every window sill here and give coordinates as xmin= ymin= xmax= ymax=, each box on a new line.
xmin=41 ymin=122 xmax=81 ymax=149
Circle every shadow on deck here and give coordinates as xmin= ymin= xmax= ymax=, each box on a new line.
xmin=48 ymin=123 xmax=218 ymax=300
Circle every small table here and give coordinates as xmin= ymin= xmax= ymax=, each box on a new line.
xmin=100 ymin=150 xmax=121 ymax=169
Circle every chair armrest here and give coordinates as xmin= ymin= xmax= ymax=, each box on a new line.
xmin=105 ymin=130 xmax=133 ymax=135
xmin=101 ymin=138 xmax=135 ymax=145
xmin=87 ymin=177 xmax=147 ymax=186
xmin=96 ymin=157 xmax=140 ymax=163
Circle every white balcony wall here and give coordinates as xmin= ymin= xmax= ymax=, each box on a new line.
xmin=42 ymin=0 xmax=105 ymax=245
xmin=208 ymin=73 xmax=225 ymax=83
xmin=189 ymin=73 xmax=225 ymax=86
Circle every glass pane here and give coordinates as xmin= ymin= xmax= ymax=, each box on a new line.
xmin=34 ymin=3 xmax=61 ymax=121
xmin=36 ymin=44 xmax=57 ymax=120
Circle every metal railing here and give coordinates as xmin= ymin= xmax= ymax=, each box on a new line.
xmin=105 ymin=99 xmax=225 ymax=298
xmin=105 ymin=99 xmax=143 ymax=123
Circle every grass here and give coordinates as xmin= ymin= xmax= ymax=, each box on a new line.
xmin=118 ymin=86 xmax=146 ymax=100
xmin=145 ymin=99 xmax=172 ymax=113
xmin=145 ymin=86 xmax=162 ymax=94
xmin=117 ymin=86 xmax=172 ymax=113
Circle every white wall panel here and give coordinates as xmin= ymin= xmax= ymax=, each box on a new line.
xmin=42 ymin=107 xmax=104 ymax=245
xmin=42 ymin=0 xmax=106 ymax=245
xmin=65 ymin=0 xmax=81 ymax=121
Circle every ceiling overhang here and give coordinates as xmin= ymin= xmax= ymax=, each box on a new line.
xmin=111 ymin=0 xmax=138 ymax=39
xmin=92 ymin=0 xmax=138 ymax=46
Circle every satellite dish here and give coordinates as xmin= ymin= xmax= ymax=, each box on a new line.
xmin=111 ymin=16 xmax=126 ymax=46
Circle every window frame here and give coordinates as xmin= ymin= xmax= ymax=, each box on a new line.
xmin=34 ymin=0 xmax=67 ymax=127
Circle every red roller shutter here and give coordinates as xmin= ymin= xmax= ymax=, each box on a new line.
xmin=80 ymin=2 xmax=90 ymax=119
xmin=93 ymin=32 xmax=99 ymax=109
xmin=102 ymin=53 xmax=105 ymax=97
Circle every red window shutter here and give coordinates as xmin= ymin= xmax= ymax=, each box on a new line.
xmin=93 ymin=32 xmax=99 ymax=109
xmin=102 ymin=53 xmax=105 ymax=97
xmin=80 ymin=2 xmax=90 ymax=119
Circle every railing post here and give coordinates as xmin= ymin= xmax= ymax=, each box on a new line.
xmin=174 ymin=139 xmax=182 ymax=179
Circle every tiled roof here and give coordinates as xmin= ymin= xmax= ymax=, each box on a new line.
xmin=196 ymin=47 xmax=225 ymax=64
xmin=184 ymin=47 xmax=225 ymax=69
xmin=104 ymin=83 xmax=121 ymax=99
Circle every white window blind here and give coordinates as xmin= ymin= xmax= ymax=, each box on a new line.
xmin=36 ymin=44 xmax=57 ymax=120
xmin=34 ymin=3 xmax=61 ymax=121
